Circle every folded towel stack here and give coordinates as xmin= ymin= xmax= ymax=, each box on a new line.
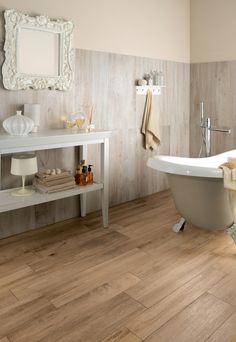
xmin=34 ymin=170 xmax=76 ymax=193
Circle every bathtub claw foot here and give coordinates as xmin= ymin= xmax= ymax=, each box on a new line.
xmin=226 ymin=224 xmax=236 ymax=244
xmin=172 ymin=217 xmax=186 ymax=233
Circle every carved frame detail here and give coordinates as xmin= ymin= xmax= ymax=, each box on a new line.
xmin=2 ymin=9 xmax=74 ymax=90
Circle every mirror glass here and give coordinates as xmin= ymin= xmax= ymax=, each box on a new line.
xmin=17 ymin=28 xmax=60 ymax=77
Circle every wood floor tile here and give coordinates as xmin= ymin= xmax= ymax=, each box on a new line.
xmin=10 ymin=286 xmax=42 ymax=302
xmin=207 ymin=311 xmax=236 ymax=342
xmin=0 ymin=265 xmax=38 ymax=295
xmin=208 ymin=273 xmax=236 ymax=306
xmin=0 ymin=337 xmax=10 ymax=342
xmin=51 ymin=272 xmax=141 ymax=308
xmin=27 ymin=248 xmax=155 ymax=304
xmin=0 ymin=191 xmax=235 ymax=341
xmin=10 ymin=293 xmax=144 ymax=342
xmin=144 ymin=293 xmax=235 ymax=342
xmin=28 ymin=229 xmax=130 ymax=275
xmin=0 ymin=265 xmax=33 ymax=287
xmin=211 ymin=248 xmax=236 ymax=274
xmin=54 ymin=293 xmax=144 ymax=342
xmin=0 ymin=290 xmax=18 ymax=310
xmin=125 ymin=252 xmax=216 ymax=307
xmin=0 ymin=297 xmax=54 ymax=339
xmin=127 ymin=268 xmax=226 ymax=339
xmin=102 ymin=327 xmax=141 ymax=342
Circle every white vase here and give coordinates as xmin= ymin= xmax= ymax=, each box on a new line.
xmin=2 ymin=111 xmax=34 ymax=136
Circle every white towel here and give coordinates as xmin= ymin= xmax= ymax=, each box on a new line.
xmin=232 ymin=169 xmax=236 ymax=180
xmin=227 ymin=157 xmax=236 ymax=180
xmin=220 ymin=162 xmax=236 ymax=190
xmin=220 ymin=160 xmax=236 ymax=225
xmin=141 ymin=90 xmax=160 ymax=150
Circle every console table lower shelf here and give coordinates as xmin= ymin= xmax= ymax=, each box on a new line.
xmin=0 ymin=183 xmax=104 ymax=223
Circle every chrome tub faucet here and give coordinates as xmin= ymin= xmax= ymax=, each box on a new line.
xmin=200 ymin=102 xmax=231 ymax=157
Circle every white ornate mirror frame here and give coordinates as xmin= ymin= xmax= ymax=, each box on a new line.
xmin=2 ymin=9 xmax=74 ymax=90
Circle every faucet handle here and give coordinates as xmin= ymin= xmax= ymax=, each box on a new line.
xmin=210 ymin=126 xmax=231 ymax=133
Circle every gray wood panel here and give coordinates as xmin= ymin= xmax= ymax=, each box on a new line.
xmin=0 ymin=40 xmax=189 ymax=237
xmin=190 ymin=61 xmax=235 ymax=157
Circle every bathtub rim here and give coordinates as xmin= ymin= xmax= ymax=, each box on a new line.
xmin=147 ymin=150 xmax=236 ymax=178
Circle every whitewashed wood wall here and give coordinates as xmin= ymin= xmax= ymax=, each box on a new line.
xmin=0 ymin=42 xmax=190 ymax=237
xmin=190 ymin=62 xmax=236 ymax=157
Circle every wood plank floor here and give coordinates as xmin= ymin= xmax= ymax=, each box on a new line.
xmin=0 ymin=190 xmax=236 ymax=341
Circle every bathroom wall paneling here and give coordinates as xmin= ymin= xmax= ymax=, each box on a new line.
xmin=0 ymin=46 xmax=190 ymax=238
xmin=190 ymin=61 xmax=236 ymax=157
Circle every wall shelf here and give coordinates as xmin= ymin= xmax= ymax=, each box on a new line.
xmin=0 ymin=129 xmax=111 ymax=228
xmin=136 ymin=85 xmax=166 ymax=95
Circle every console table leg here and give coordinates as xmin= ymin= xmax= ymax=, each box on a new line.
xmin=80 ymin=145 xmax=87 ymax=217
xmin=101 ymin=138 xmax=109 ymax=228
xmin=0 ymin=154 xmax=1 ymax=190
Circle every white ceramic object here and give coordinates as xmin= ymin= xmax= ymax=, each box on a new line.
xmin=24 ymin=104 xmax=40 ymax=132
xmin=2 ymin=111 xmax=34 ymax=136
xmin=137 ymin=79 xmax=147 ymax=86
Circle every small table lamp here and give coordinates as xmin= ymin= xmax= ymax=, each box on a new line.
xmin=11 ymin=154 xmax=38 ymax=196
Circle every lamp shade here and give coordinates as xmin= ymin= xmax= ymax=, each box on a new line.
xmin=11 ymin=154 xmax=38 ymax=176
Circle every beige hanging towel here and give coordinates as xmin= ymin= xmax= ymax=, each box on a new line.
xmin=220 ymin=162 xmax=236 ymax=190
xmin=141 ymin=89 xmax=160 ymax=150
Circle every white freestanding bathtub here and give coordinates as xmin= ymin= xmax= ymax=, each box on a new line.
xmin=147 ymin=151 xmax=236 ymax=237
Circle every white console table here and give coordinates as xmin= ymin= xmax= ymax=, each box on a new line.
xmin=0 ymin=129 xmax=111 ymax=228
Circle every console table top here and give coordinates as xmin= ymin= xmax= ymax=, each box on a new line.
xmin=0 ymin=129 xmax=112 ymax=154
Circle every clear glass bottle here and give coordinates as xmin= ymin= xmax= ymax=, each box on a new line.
xmin=152 ymin=70 xmax=159 ymax=85
xmin=157 ymin=72 xmax=164 ymax=86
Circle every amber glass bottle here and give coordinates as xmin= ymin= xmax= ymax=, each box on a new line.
xmin=87 ymin=165 xmax=94 ymax=184
xmin=75 ymin=160 xmax=86 ymax=185
xmin=81 ymin=165 xmax=88 ymax=185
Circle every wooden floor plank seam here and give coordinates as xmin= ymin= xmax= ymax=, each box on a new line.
xmin=137 ymin=289 xmax=225 ymax=341
xmin=8 ymin=289 xmax=20 ymax=302
xmin=206 ymin=290 xmax=236 ymax=308
xmin=142 ymin=293 xmax=236 ymax=341
xmin=124 ymin=291 xmax=150 ymax=310
xmin=126 ymin=267 xmax=228 ymax=339
xmin=203 ymin=309 xmax=236 ymax=342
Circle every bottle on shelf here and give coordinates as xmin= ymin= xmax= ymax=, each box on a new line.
xmin=81 ymin=165 xmax=88 ymax=186
xmin=74 ymin=159 xmax=86 ymax=185
xmin=151 ymin=70 xmax=158 ymax=85
xmin=87 ymin=164 xmax=94 ymax=184
xmin=75 ymin=167 xmax=80 ymax=185
xmin=79 ymin=160 xmax=85 ymax=173
xmin=157 ymin=71 xmax=164 ymax=86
